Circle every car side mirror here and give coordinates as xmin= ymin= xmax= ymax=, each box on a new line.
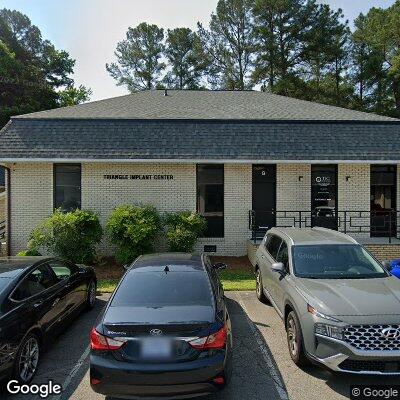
xmin=213 ymin=262 xmax=227 ymax=270
xmin=382 ymin=260 xmax=393 ymax=271
xmin=271 ymin=262 xmax=285 ymax=274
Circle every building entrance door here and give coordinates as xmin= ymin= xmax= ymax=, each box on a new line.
xmin=311 ymin=165 xmax=338 ymax=230
xmin=252 ymin=165 xmax=276 ymax=238
xmin=371 ymin=165 xmax=397 ymax=237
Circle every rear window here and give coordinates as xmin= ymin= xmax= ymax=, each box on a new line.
xmin=111 ymin=271 xmax=213 ymax=307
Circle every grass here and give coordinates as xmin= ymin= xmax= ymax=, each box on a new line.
xmin=97 ymin=269 xmax=255 ymax=294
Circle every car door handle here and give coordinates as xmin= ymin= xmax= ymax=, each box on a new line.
xmin=52 ymin=298 xmax=60 ymax=308
xmin=33 ymin=300 xmax=43 ymax=308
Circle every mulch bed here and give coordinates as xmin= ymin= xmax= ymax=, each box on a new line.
xmin=93 ymin=255 xmax=252 ymax=280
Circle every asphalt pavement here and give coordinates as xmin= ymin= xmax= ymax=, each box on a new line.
xmin=2 ymin=291 xmax=398 ymax=400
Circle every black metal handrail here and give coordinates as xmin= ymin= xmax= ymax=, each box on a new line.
xmin=0 ymin=220 xmax=5 ymax=241
xmin=249 ymin=210 xmax=399 ymax=244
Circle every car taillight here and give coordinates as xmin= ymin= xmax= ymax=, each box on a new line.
xmin=189 ymin=326 xmax=227 ymax=350
xmin=90 ymin=328 xmax=126 ymax=351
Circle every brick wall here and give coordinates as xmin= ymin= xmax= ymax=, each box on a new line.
xmin=338 ymin=164 xmax=370 ymax=237
xmin=0 ymin=193 xmax=5 ymax=222
xmin=9 ymin=163 xmax=53 ymax=254
xmin=276 ymin=164 xmax=311 ymax=227
xmin=364 ymin=244 xmax=400 ymax=261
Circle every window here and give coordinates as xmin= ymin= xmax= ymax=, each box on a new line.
xmin=54 ymin=164 xmax=81 ymax=211
xmin=48 ymin=260 xmax=76 ymax=281
xmin=0 ymin=166 xmax=4 ymax=194
xmin=12 ymin=265 xmax=58 ymax=301
xmin=197 ymin=165 xmax=224 ymax=237
xmin=276 ymin=241 xmax=289 ymax=270
xmin=266 ymin=235 xmax=282 ymax=259
xmin=111 ymin=271 xmax=213 ymax=307
xmin=292 ymin=245 xmax=388 ymax=279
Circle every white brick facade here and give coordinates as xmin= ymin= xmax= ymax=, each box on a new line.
xmin=5 ymin=162 xmax=400 ymax=257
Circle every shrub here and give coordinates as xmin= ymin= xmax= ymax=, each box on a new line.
xmin=17 ymin=240 xmax=42 ymax=256
xmin=106 ymin=205 xmax=162 ymax=264
xmin=29 ymin=209 xmax=103 ymax=264
xmin=164 ymin=211 xmax=206 ymax=252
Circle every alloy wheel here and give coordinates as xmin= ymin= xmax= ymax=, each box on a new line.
xmin=19 ymin=337 xmax=39 ymax=382
xmin=89 ymin=281 xmax=96 ymax=307
xmin=287 ymin=318 xmax=298 ymax=357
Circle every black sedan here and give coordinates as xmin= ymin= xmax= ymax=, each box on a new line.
xmin=90 ymin=253 xmax=233 ymax=399
xmin=0 ymin=256 xmax=97 ymax=384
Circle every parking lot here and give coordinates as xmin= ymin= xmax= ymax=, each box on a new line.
xmin=3 ymin=291 xmax=399 ymax=400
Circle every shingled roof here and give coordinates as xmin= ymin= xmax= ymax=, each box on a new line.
xmin=0 ymin=90 xmax=399 ymax=162
xmin=14 ymin=90 xmax=398 ymax=122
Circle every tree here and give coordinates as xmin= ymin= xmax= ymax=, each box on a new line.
xmin=352 ymin=2 xmax=400 ymax=117
xmin=58 ymin=85 xmax=92 ymax=107
xmin=106 ymin=22 xmax=165 ymax=91
xmin=198 ymin=0 xmax=255 ymax=90
xmin=163 ymin=28 xmax=208 ymax=89
xmin=0 ymin=9 xmax=91 ymax=128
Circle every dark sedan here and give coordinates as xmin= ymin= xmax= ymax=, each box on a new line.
xmin=90 ymin=253 xmax=233 ymax=399
xmin=0 ymin=256 xmax=97 ymax=384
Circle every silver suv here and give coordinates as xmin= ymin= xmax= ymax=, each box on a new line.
xmin=255 ymin=227 xmax=400 ymax=375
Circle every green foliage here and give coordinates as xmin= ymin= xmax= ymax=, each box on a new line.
xmin=106 ymin=205 xmax=162 ymax=264
xmin=58 ymin=85 xmax=92 ymax=107
xmin=17 ymin=249 xmax=42 ymax=256
xmin=0 ymin=8 xmax=91 ymax=128
xmin=106 ymin=22 xmax=165 ymax=91
xmin=163 ymin=28 xmax=208 ymax=89
xmin=29 ymin=209 xmax=103 ymax=264
xmin=164 ymin=211 xmax=206 ymax=252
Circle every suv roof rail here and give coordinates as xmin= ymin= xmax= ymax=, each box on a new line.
xmin=311 ymin=227 xmax=358 ymax=244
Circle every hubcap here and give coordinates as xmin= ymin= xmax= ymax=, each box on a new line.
xmin=89 ymin=282 xmax=96 ymax=306
xmin=287 ymin=318 xmax=298 ymax=356
xmin=19 ymin=338 xmax=39 ymax=382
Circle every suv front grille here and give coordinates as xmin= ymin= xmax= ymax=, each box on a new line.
xmin=343 ymin=325 xmax=400 ymax=351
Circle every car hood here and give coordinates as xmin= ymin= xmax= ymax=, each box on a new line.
xmin=104 ymin=305 xmax=215 ymax=325
xmin=294 ymin=276 xmax=400 ymax=316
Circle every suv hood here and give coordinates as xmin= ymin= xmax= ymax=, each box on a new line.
xmin=294 ymin=276 xmax=400 ymax=316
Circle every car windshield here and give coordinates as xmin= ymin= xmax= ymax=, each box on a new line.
xmin=292 ymin=245 xmax=388 ymax=279
xmin=111 ymin=271 xmax=213 ymax=307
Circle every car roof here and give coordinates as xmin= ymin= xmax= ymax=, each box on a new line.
xmin=268 ymin=227 xmax=358 ymax=246
xmin=131 ymin=253 xmax=205 ymax=272
xmin=0 ymin=256 xmax=51 ymax=272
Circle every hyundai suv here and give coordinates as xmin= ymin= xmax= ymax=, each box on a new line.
xmin=255 ymin=227 xmax=400 ymax=375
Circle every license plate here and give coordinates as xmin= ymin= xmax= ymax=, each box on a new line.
xmin=140 ymin=338 xmax=172 ymax=360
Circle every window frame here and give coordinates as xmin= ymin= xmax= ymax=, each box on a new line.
xmin=9 ymin=262 xmax=60 ymax=303
xmin=53 ymin=163 xmax=82 ymax=211
xmin=196 ymin=164 xmax=224 ymax=238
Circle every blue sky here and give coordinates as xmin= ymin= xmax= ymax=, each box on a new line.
xmin=0 ymin=0 xmax=395 ymax=100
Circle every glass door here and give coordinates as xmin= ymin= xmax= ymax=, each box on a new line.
xmin=371 ymin=165 xmax=397 ymax=237
xmin=311 ymin=165 xmax=338 ymax=230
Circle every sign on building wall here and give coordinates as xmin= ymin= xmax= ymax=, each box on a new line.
xmin=103 ymin=174 xmax=174 ymax=181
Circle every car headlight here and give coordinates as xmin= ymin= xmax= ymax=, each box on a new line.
xmin=307 ymin=304 xmax=342 ymax=323
xmin=315 ymin=323 xmax=344 ymax=340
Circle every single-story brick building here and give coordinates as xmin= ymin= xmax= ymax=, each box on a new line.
xmin=1 ymin=89 xmax=400 ymax=260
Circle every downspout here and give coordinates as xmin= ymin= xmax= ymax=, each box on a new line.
xmin=2 ymin=165 xmax=11 ymax=256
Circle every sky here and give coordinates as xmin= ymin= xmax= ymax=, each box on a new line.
xmin=0 ymin=0 xmax=395 ymax=101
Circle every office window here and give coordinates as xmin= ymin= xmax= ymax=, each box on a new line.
xmin=54 ymin=164 xmax=81 ymax=211
xmin=197 ymin=165 xmax=224 ymax=238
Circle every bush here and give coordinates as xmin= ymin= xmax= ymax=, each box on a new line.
xmin=164 ymin=211 xmax=206 ymax=252
xmin=17 ymin=239 xmax=42 ymax=256
xmin=29 ymin=209 xmax=103 ymax=264
xmin=106 ymin=205 xmax=162 ymax=264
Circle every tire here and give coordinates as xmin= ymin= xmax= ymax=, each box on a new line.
xmin=86 ymin=280 xmax=97 ymax=310
xmin=286 ymin=311 xmax=310 ymax=367
xmin=13 ymin=333 xmax=40 ymax=384
xmin=255 ymin=268 xmax=267 ymax=303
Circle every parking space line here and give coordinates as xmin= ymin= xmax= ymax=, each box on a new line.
xmin=51 ymin=345 xmax=90 ymax=400
xmin=237 ymin=292 xmax=288 ymax=400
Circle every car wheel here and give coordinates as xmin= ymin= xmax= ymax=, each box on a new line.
xmin=13 ymin=333 xmax=40 ymax=383
xmin=286 ymin=311 xmax=309 ymax=367
xmin=255 ymin=268 xmax=267 ymax=303
xmin=86 ymin=280 xmax=97 ymax=310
